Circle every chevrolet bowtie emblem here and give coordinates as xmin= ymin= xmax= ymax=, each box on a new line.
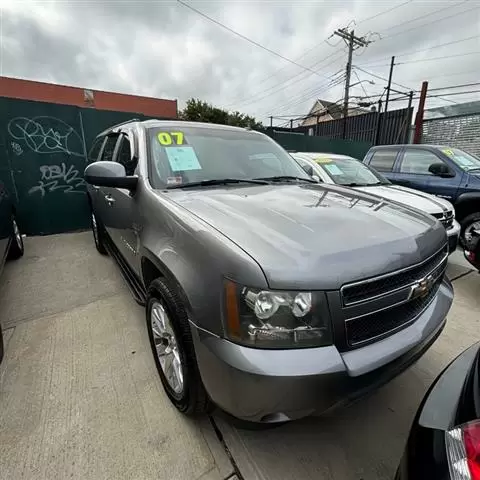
xmin=410 ymin=274 xmax=435 ymax=300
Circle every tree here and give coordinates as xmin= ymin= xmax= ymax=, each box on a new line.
xmin=180 ymin=98 xmax=262 ymax=129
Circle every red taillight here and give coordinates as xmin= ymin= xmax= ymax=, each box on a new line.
xmin=446 ymin=420 xmax=480 ymax=480
xmin=464 ymin=421 xmax=480 ymax=479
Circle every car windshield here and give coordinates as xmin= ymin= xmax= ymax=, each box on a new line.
xmin=441 ymin=147 xmax=480 ymax=172
xmin=303 ymin=154 xmax=390 ymax=186
xmin=147 ymin=126 xmax=311 ymax=188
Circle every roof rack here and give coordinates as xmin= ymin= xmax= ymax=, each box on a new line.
xmin=98 ymin=118 xmax=141 ymax=137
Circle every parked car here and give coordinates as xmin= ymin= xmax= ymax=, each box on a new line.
xmin=291 ymin=152 xmax=460 ymax=253
xmin=395 ymin=341 xmax=480 ymax=479
xmin=464 ymin=228 xmax=480 ymax=272
xmin=363 ymin=145 xmax=480 ymax=245
xmin=85 ymin=120 xmax=453 ymax=424
xmin=0 ymin=186 xmax=24 ymax=364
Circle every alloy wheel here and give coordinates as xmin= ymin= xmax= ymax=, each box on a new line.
xmin=151 ymin=301 xmax=184 ymax=395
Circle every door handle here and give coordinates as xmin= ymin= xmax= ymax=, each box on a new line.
xmin=104 ymin=194 xmax=115 ymax=206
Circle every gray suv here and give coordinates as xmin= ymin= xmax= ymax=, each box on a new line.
xmin=85 ymin=120 xmax=453 ymax=423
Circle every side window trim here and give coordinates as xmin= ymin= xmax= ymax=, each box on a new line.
xmin=397 ymin=148 xmax=444 ymax=176
xmin=114 ymin=133 xmax=138 ymax=176
xmin=93 ymin=136 xmax=108 ymax=162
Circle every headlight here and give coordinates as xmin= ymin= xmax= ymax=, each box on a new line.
xmin=224 ymin=280 xmax=332 ymax=348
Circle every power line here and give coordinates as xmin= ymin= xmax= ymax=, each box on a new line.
xmin=355 ymin=0 xmax=413 ymax=25
xmin=177 ymin=0 xmax=337 ymax=80
xmin=223 ymin=47 xmax=343 ymax=108
xmin=361 ymin=51 xmax=480 ymax=68
xmin=357 ymin=35 xmax=479 ymax=66
xmin=428 ymin=82 xmax=480 ymax=92
xmin=378 ymin=0 xmax=468 ymax=38
xmin=229 ymin=50 xmax=345 ymax=109
xmin=380 ymin=2 xmax=477 ymax=41
xmin=235 ymin=54 xmax=345 ymax=110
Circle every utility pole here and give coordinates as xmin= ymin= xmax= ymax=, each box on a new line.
xmin=405 ymin=90 xmax=414 ymax=143
xmin=384 ymin=56 xmax=395 ymax=114
xmin=269 ymin=116 xmax=273 ymax=128
xmin=333 ymin=28 xmax=372 ymax=138
xmin=413 ymin=81 xmax=428 ymax=144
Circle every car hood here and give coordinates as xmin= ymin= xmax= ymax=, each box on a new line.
xmin=355 ymin=185 xmax=454 ymax=215
xmin=167 ymin=184 xmax=446 ymax=289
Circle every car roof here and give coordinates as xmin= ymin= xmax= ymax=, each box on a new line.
xmin=368 ymin=144 xmax=449 ymax=151
xmin=293 ymin=152 xmax=356 ymax=160
xmin=98 ymin=119 xmax=260 ymax=137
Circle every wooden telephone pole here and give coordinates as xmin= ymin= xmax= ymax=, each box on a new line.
xmin=332 ymin=28 xmax=372 ymax=138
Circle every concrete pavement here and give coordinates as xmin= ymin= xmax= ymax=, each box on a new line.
xmin=0 ymin=233 xmax=478 ymax=480
xmin=0 ymin=232 xmax=234 ymax=480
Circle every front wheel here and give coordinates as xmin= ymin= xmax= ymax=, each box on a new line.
xmin=7 ymin=215 xmax=24 ymax=260
xmin=460 ymin=212 xmax=480 ymax=248
xmin=146 ymin=278 xmax=210 ymax=415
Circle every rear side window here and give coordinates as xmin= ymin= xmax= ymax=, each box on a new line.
xmin=369 ymin=150 xmax=398 ymax=172
xmin=116 ymin=136 xmax=137 ymax=176
xmin=399 ymin=149 xmax=443 ymax=175
xmin=88 ymin=137 xmax=105 ymax=163
xmin=101 ymin=135 xmax=119 ymax=162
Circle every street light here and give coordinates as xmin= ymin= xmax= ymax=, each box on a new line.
xmin=349 ymin=80 xmax=375 ymax=88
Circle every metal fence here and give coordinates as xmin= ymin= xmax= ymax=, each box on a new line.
xmin=278 ymin=107 xmax=413 ymax=145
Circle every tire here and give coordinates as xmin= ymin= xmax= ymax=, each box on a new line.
xmin=460 ymin=212 xmax=480 ymax=248
xmin=146 ymin=278 xmax=209 ymax=415
xmin=91 ymin=210 xmax=107 ymax=255
xmin=7 ymin=215 xmax=24 ymax=260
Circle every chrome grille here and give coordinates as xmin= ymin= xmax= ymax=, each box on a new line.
xmin=432 ymin=211 xmax=454 ymax=229
xmin=341 ymin=244 xmax=448 ymax=306
xmin=341 ymin=244 xmax=448 ymax=347
xmin=345 ymin=277 xmax=442 ymax=346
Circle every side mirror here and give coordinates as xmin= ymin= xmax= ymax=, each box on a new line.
xmin=312 ymin=175 xmax=321 ymax=183
xmin=84 ymin=161 xmax=138 ymax=191
xmin=301 ymin=163 xmax=314 ymax=177
xmin=428 ymin=162 xmax=455 ymax=178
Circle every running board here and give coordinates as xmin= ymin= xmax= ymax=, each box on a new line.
xmin=104 ymin=236 xmax=146 ymax=306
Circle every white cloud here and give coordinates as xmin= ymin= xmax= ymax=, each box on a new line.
xmin=1 ymin=0 xmax=479 ymax=125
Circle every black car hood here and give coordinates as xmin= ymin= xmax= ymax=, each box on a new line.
xmin=168 ymin=183 xmax=446 ymax=289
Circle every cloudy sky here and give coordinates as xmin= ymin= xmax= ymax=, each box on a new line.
xmin=1 ymin=0 xmax=479 ymax=125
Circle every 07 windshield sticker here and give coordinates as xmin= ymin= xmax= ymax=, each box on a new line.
xmin=314 ymin=157 xmax=332 ymax=164
xmin=157 ymin=131 xmax=186 ymax=146
xmin=324 ymin=164 xmax=343 ymax=175
xmin=165 ymin=146 xmax=202 ymax=171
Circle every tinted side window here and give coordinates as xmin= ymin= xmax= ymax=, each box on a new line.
xmin=116 ymin=136 xmax=137 ymax=176
xmin=400 ymin=150 xmax=443 ymax=175
xmin=88 ymin=137 xmax=105 ymax=163
xmin=369 ymin=150 xmax=398 ymax=172
xmin=101 ymin=135 xmax=118 ymax=162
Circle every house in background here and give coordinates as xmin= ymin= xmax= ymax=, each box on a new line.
xmin=300 ymin=99 xmax=367 ymax=127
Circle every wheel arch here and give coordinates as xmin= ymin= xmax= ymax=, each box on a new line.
xmin=455 ymin=192 xmax=480 ymax=220
xmin=140 ymin=249 xmax=194 ymax=320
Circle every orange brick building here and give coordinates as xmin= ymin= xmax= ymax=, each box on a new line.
xmin=0 ymin=76 xmax=178 ymax=118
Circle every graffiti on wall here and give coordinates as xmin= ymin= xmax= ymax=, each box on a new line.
xmin=8 ymin=116 xmax=86 ymax=158
xmin=28 ymin=163 xmax=86 ymax=197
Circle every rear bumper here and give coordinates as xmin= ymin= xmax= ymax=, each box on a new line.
xmin=192 ymin=280 xmax=454 ymax=423
xmin=447 ymin=220 xmax=460 ymax=253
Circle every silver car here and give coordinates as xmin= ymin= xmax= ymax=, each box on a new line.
xmin=85 ymin=120 xmax=453 ymax=424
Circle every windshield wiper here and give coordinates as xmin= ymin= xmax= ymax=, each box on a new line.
xmin=347 ymin=181 xmax=389 ymax=187
xmin=253 ymin=175 xmax=318 ymax=184
xmin=466 ymin=167 xmax=480 ymax=173
xmin=166 ymin=178 xmax=269 ymax=189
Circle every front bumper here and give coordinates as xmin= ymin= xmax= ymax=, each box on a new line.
xmin=192 ymin=280 xmax=454 ymax=423
xmin=446 ymin=220 xmax=460 ymax=253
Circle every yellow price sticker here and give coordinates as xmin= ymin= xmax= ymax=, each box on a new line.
xmin=157 ymin=131 xmax=185 ymax=146
xmin=443 ymin=149 xmax=454 ymax=157
xmin=314 ymin=157 xmax=332 ymax=164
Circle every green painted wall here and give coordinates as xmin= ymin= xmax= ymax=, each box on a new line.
xmin=0 ymin=97 xmax=149 ymax=235
xmin=266 ymin=130 xmax=373 ymax=159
